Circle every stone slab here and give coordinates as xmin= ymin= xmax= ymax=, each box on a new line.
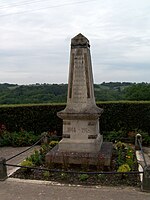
xmin=46 ymin=142 xmax=113 ymax=167
xmin=58 ymin=135 xmax=103 ymax=153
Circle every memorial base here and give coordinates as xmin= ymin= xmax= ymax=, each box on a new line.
xmin=46 ymin=142 xmax=113 ymax=167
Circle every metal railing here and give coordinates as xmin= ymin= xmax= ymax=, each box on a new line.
xmin=137 ymin=138 xmax=147 ymax=167
xmin=135 ymin=134 xmax=150 ymax=192
xmin=6 ymin=135 xmax=45 ymax=162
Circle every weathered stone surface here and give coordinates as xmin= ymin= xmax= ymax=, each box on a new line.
xmin=58 ymin=33 xmax=103 ymax=116
xmin=57 ymin=33 xmax=103 ymax=154
xmin=46 ymin=34 xmax=108 ymax=166
xmin=46 ymin=142 xmax=113 ymax=166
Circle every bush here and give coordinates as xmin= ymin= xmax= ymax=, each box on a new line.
xmin=0 ymin=131 xmax=12 ymax=146
xmin=103 ymin=130 xmax=127 ymax=142
xmin=27 ymin=150 xmax=42 ymax=166
xmin=78 ymin=174 xmax=89 ymax=181
xmin=21 ymin=160 xmax=34 ymax=172
xmin=117 ymin=164 xmax=131 ymax=172
xmin=49 ymin=141 xmax=59 ymax=148
xmin=43 ymin=171 xmax=50 ymax=180
xmin=0 ymin=130 xmax=39 ymax=147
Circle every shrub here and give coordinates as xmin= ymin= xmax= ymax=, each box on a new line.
xmin=49 ymin=140 xmax=59 ymax=148
xmin=60 ymin=173 xmax=68 ymax=180
xmin=43 ymin=171 xmax=50 ymax=180
xmin=27 ymin=150 xmax=42 ymax=166
xmin=125 ymin=145 xmax=136 ymax=170
xmin=0 ymin=131 xmax=12 ymax=146
xmin=116 ymin=141 xmax=127 ymax=150
xmin=11 ymin=131 xmax=39 ymax=146
xmin=117 ymin=164 xmax=131 ymax=172
xmin=78 ymin=174 xmax=89 ymax=181
xmin=21 ymin=160 xmax=34 ymax=172
xmin=103 ymin=130 xmax=127 ymax=142
xmin=0 ymin=130 xmax=39 ymax=147
xmin=141 ymin=132 xmax=150 ymax=145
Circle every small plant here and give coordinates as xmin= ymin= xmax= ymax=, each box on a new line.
xmin=27 ymin=150 xmax=42 ymax=166
xmin=115 ymin=141 xmax=126 ymax=150
xmin=49 ymin=140 xmax=59 ymax=148
xmin=117 ymin=164 xmax=131 ymax=172
xmin=78 ymin=174 xmax=89 ymax=181
xmin=125 ymin=146 xmax=135 ymax=169
xmin=97 ymin=174 xmax=106 ymax=181
xmin=114 ymin=141 xmax=137 ymax=172
xmin=60 ymin=172 xmax=68 ymax=180
xmin=21 ymin=160 xmax=34 ymax=172
xmin=43 ymin=171 xmax=50 ymax=180
xmin=117 ymin=148 xmax=125 ymax=166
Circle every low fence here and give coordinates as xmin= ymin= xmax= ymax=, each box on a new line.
xmin=0 ymin=134 xmax=149 ymax=191
xmin=0 ymin=134 xmax=46 ymax=181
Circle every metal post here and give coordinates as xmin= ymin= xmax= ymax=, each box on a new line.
xmin=0 ymin=157 xmax=7 ymax=181
xmin=135 ymin=134 xmax=142 ymax=150
xmin=141 ymin=165 xmax=150 ymax=192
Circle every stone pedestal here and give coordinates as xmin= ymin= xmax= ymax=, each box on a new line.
xmin=58 ymin=119 xmax=103 ymax=153
xmin=46 ymin=142 xmax=113 ymax=166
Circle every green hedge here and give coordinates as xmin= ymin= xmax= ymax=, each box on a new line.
xmin=0 ymin=104 xmax=64 ymax=135
xmin=0 ymin=102 xmax=150 ymax=135
xmin=99 ymin=101 xmax=150 ymax=134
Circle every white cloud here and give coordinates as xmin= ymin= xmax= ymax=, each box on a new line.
xmin=0 ymin=0 xmax=150 ymax=84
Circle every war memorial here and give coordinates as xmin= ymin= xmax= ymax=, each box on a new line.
xmin=46 ymin=33 xmax=112 ymax=166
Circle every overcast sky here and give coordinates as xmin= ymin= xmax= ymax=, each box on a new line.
xmin=0 ymin=0 xmax=150 ymax=84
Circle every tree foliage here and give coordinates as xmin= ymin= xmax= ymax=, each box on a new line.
xmin=0 ymin=82 xmax=150 ymax=104
xmin=123 ymin=83 xmax=150 ymax=100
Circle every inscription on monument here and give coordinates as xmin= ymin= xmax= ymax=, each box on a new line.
xmin=65 ymin=126 xmax=91 ymax=135
xmin=72 ymin=55 xmax=87 ymax=104
xmin=67 ymin=127 xmax=76 ymax=133
xmin=81 ymin=128 xmax=90 ymax=134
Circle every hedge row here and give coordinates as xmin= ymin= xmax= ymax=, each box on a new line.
xmin=0 ymin=102 xmax=150 ymax=135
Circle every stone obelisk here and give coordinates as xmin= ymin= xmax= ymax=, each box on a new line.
xmin=57 ymin=33 xmax=103 ymax=153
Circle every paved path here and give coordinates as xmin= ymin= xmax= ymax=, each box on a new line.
xmin=0 ymin=178 xmax=150 ymax=200
xmin=0 ymin=146 xmax=40 ymax=175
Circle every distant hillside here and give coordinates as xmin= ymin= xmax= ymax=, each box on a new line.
xmin=0 ymin=82 xmax=150 ymax=104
